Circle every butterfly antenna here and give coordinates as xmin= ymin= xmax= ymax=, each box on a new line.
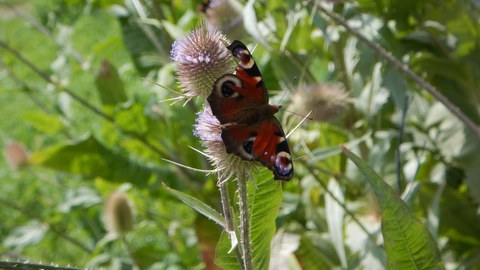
xmin=286 ymin=110 xmax=312 ymax=138
xmin=284 ymin=109 xmax=314 ymax=121
xmin=278 ymin=75 xmax=298 ymax=104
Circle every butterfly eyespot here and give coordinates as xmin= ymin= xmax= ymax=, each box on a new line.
xmin=275 ymin=151 xmax=293 ymax=176
xmin=243 ymin=140 xmax=254 ymax=154
xmin=212 ymin=74 xmax=242 ymax=99
xmin=221 ymin=82 xmax=235 ymax=97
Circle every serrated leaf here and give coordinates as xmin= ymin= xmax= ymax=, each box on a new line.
xmin=215 ymin=169 xmax=283 ymax=270
xmin=249 ymin=170 xmax=283 ymax=269
xmin=341 ymin=146 xmax=444 ymax=270
xmin=215 ymin=232 xmax=242 ymax=270
xmin=163 ymin=183 xmax=225 ymax=228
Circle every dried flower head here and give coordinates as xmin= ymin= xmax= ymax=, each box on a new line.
xmin=289 ymin=84 xmax=349 ymax=121
xmin=105 ymin=191 xmax=135 ymax=237
xmin=4 ymin=141 xmax=29 ymax=169
xmin=202 ymin=0 xmax=245 ymax=40
xmin=171 ymin=27 xmax=234 ymax=98
xmin=194 ymin=104 xmax=256 ymax=182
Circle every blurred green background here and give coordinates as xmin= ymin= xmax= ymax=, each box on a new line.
xmin=0 ymin=0 xmax=479 ymax=269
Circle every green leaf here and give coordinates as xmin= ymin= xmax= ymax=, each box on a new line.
xmin=215 ymin=169 xmax=283 ymax=269
xmin=30 ymin=135 xmax=163 ymax=187
xmin=22 ymin=111 xmax=65 ymax=135
xmin=95 ymin=60 xmax=127 ymax=106
xmin=382 ymin=67 xmax=407 ymax=110
xmin=420 ymin=184 xmax=480 ymax=247
xmin=325 ymin=178 xmax=347 ymax=268
xmin=295 ymin=234 xmax=336 ymax=269
xmin=215 ymin=232 xmax=242 ymax=270
xmin=341 ymin=146 xmax=444 ymax=270
xmin=249 ymin=170 xmax=283 ymax=269
xmin=310 ymin=130 xmax=371 ymax=164
xmin=114 ymin=103 xmax=149 ymax=135
xmin=163 ymin=183 xmax=225 ymax=228
xmin=3 ymin=221 xmax=48 ymax=249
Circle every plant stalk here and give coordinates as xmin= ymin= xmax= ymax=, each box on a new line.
xmin=237 ymin=172 xmax=253 ymax=270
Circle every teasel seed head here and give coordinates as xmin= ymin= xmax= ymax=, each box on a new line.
xmin=105 ymin=191 xmax=135 ymax=237
xmin=171 ymin=27 xmax=234 ymax=98
xmin=289 ymin=84 xmax=349 ymax=122
xmin=202 ymin=0 xmax=245 ymax=40
xmin=194 ymin=104 xmax=256 ymax=183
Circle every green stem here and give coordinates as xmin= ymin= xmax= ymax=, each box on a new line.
xmin=218 ymin=178 xmax=244 ymax=268
xmin=121 ymin=235 xmax=141 ymax=270
xmin=0 ymin=261 xmax=82 ymax=270
xmin=237 ymin=172 xmax=253 ymax=270
xmin=219 ymin=180 xmax=234 ymax=232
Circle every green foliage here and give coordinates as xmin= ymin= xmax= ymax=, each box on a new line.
xmin=1 ymin=0 xmax=479 ymax=269
xmin=214 ymin=169 xmax=283 ymax=269
xmin=343 ymin=146 xmax=443 ymax=269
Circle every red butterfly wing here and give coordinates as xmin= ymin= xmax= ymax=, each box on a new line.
xmin=207 ymin=40 xmax=269 ymax=124
xmin=207 ymin=40 xmax=294 ymax=181
xmin=221 ymin=118 xmax=293 ymax=181
xmin=227 ymin=40 xmax=268 ymax=104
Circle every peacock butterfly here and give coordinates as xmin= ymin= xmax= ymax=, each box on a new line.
xmin=207 ymin=40 xmax=293 ymax=181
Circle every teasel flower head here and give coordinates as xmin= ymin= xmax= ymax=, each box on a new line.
xmin=289 ymin=84 xmax=349 ymax=122
xmin=201 ymin=0 xmax=245 ymax=40
xmin=4 ymin=140 xmax=30 ymax=169
xmin=105 ymin=191 xmax=135 ymax=237
xmin=194 ymin=104 xmax=256 ymax=183
xmin=171 ymin=27 xmax=234 ymax=98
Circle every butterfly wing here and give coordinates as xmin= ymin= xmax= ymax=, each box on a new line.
xmin=207 ymin=40 xmax=268 ymax=124
xmin=207 ymin=40 xmax=294 ymax=181
xmin=221 ymin=118 xmax=293 ymax=181
xmin=227 ymin=40 xmax=268 ymax=104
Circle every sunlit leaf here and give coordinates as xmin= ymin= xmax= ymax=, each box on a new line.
xmin=341 ymin=146 xmax=444 ymax=270
xmin=325 ymin=178 xmax=347 ymax=268
xmin=22 ymin=111 xmax=65 ymax=135
xmin=163 ymin=183 xmax=225 ymax=228
xmin=3 ymin=221 xmax=48 ymax=249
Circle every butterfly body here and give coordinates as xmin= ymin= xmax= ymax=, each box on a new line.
xmin=207 ymin=40 xmax=293 ymax=181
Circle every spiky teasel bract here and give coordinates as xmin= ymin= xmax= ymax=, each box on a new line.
xmin=194 ymin=104 xmax=257 ymax=183
xmin=171 ymin=27 xmax=256 ymax=182
xmin=171 ymin=27 xmax=234 ymax=98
